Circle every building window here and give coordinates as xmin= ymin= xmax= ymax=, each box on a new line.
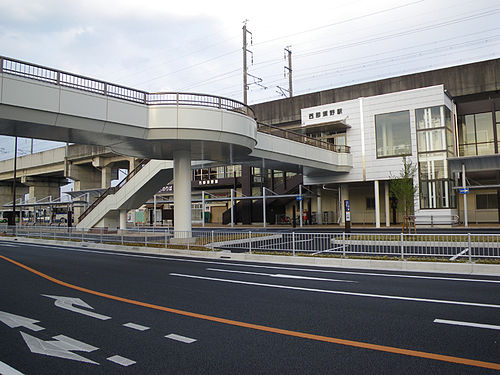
xmin=476 ymin=194 xmax=498 ymax=209
xmin=458 ymin=112 xmax=495 ymax=156
xmin=375 ymin=110 xmax=411 ymax=158
xmin=416 ymin=106 xmax=455 ymax=209
xmin=366 ymin=197 xmax=375 ymax=210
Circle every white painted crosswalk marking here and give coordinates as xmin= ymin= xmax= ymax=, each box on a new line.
xmin=107 ymin=355 xmax=136 ymax=366
xmin=165 ymin=333 xmax=197 ymax=344
xmin=123 ymin=322 xmax=150 ymax=331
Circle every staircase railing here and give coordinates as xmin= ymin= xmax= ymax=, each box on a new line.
xmin=78 ymin=159 xmax=150 ymax=222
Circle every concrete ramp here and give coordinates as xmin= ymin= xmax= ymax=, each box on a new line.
xmin=77 ymin=160 xmax=173 ymax=228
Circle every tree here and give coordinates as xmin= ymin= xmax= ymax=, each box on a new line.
xmin=390 ymin=156 xmax=417 ymax=219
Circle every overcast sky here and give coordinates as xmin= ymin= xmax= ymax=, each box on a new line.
xmin=0 ymin=0 xmax=499 ymax=158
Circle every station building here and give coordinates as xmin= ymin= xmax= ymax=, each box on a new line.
xmin=162 ymin=58 xmax=500 ymax=227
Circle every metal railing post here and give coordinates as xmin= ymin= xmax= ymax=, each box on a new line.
xmin=292 ymin=232 xmax=296 ymax=256
xmin=400 ymin=232 xmax=404 ymax=260
xmin=145 ymin=230 xmax=147 ymax=247
xmin=100 ymin=228 xmax=103 ymax=244
xmin=343 ymin=232 xmax=346 ymax=258
xmin=468 ymin=233 xmax=472 ymax=263
xmin=249 ymin=231 xmax=252 ymax=254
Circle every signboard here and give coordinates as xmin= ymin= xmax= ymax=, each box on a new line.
xmin=459 ymin=188 xmax=469 ymax=194
xmin=296 ymin=195 xmax=303 ymax=201
xmin=344 ymin=199 xmax=350 ymax=214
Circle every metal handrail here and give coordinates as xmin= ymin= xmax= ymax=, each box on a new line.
xmin=78 ymin=159 xmax=150 ymax=222
xmin=0 ymin=56 xmax=254 ymax=117
xmin=0 ymin=56 xmax=353 ymax=153
xmin=257 ymin=122 xmax=350 ymax=153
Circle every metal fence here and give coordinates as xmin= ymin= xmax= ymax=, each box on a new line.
xmin=2 ymin=225 xmax=499 ymax=261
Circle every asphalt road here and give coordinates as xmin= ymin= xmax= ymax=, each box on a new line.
xmin=0 ymin=241 xmax=499 ymax=374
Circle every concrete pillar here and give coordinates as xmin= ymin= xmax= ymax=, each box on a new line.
xmin=0 ymin=182 xmax=28 ymax=207
xmin=101 ymin=166 xmax=112 ymax=189
xmin=67 ymin=164 xmax=102 ymax=223
xmin=173 ymin=150 xmax=191 ymax=238
xmin=374 ymin=180 xmax=380 ymax=228
xmin=316 ymin=186 xmax=322 ymax=225
xmin=385 ymin=181 xmax=390 ymax=227
xmin=119 ymin=209 xmax=127 ymax=230
xmin=23 ymin=178 xmax=63 ymax=201
xmin=340 ymin=184 xmax=349 ymax=225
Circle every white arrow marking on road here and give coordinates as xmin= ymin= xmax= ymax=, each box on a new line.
xmin=0 ymin=311 xmax=44 ymax=331
xmin=206 ymin=268 xmax=357 ymax=283
xmin=42 ymin=295 xmax=111 ymax=320
xmin=20 ymin=332 xmax=99 ymax=364
xmin=434 ymin=319 xmax=500 ymax=331
xmin=0 ymin=360 xmax=26 ymax=375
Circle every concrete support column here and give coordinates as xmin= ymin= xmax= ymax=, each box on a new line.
xmin=101 ymin=166 xmax=112 ymax=189
xmin=173 ymin=150 xmax=191 ymax=238
xmin=119 ymin=209 xmax=127 ymax=230
xmin=340 ymin=184 xmax=349 ymax=225
xmin=374 ymin=180 xmax=380 ymax=228
xmin=385 ymin=181 xmax=390 ymax=227
xmin=316 ymin=186 xmax=322 ymax=225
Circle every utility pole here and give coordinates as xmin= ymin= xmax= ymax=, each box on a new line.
xmin=242 ymin=20 xmax=252 ymax=106
xmin=285 ymin=46 xmax=293 ymax=97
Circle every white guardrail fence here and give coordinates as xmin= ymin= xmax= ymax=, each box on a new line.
xmin=1 ymin=225 xmax=499 ymax=261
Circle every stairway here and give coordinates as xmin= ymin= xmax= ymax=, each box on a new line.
xmin=77 ymin=160 xmax=173 ymax=228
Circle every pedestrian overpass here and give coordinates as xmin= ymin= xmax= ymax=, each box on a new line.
xmin=0 ymin=56 xmax=352 ymax=234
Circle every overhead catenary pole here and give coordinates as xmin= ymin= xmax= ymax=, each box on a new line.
xmin=285 ymin=46 xmax=293 ymax=97
xmin=243 ymin=21 xmax=248 ymax=105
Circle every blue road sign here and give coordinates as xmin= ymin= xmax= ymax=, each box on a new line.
xmin=459 ymin=188 xmax=469 ymax=194
xmin=296 ymin=195 xmax=303 ymax=201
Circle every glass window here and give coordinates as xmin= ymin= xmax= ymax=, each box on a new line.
xmin=366 ymin=197 xmax=375 ymax=210
xmin=375 ymin=111 xmax=411 ymax=158
xmin=458 ymin=115 xmax=476 ymax=145
xmin=476 ymin=194 xmax=498 ymax=209
xmin=416 ymin=107 xmax=442 ymax=129
xmin=417 ymin=129 xmax=445 ymax=152
xmin=475 ymin=112 xmax=494 ymax=143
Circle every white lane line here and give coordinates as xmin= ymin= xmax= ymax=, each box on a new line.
xmin=170 ymin=273 xmax=500 ymax=309
xmin=107 ymin=355 xmax=136 ymax=366
xmin=0 ymin=361 xmax=25 ymax=375
xmin=165 ymin=333 xmax=197 ymax=344
xmin=18 ymin=242 xmax=500 ymax=284
xmin=434 ymin=319 xmax=500 ymax=331
xmin=0 ymin=243 xmax=18 ymax=247
xmin=206 ymin=268 xmax=357 ymax=283
xmin=123 ymin=322 xmax=150 ymax=331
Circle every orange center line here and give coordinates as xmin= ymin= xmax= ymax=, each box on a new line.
xmin=1 ymin=253 xmax=499 ymax=371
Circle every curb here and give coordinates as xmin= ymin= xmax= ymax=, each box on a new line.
xmin=2 ymin=236 xmax=500 ymax=277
